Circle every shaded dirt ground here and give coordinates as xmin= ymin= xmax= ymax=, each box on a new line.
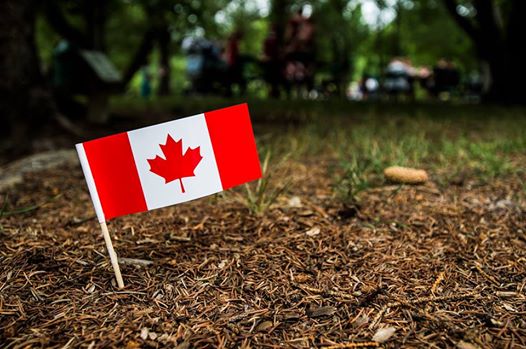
xmin=1 ymin=154 xmax=525 ymax=349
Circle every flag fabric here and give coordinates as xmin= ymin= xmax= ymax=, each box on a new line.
xmin=76 ymin=103 xmax=261 ymax=222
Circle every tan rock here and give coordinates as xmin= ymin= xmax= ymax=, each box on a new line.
xmin=384 ymin=166 xmax=428 ymax=184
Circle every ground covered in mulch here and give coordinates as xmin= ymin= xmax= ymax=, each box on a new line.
xmin=1 ymin=152 xmax=525 ymax=349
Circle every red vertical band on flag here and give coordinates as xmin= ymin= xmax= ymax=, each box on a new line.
xmin=83 ymin=133 xmax=147 ymax=220
xmin=205 ymin=103 xmax=262 ymax=190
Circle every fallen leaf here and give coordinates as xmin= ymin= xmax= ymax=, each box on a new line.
xmin=306 ymin=227 xmax=320 ymax=236
xmin=126 ymin=340 xmax=141 ymax=349
xmin=372 ymin=327 xmax=396 ymax=343
xmin=256 ymin=320 xmax=274 ymax=332
xmin=353 ymin=315 xmax=369 ymax=327
xmin=294 ymin=273 xmax=311 ymax=283
xmin=140 ymin=327 xmax=149 ymax=340
xmin=490 ymin=318 xmax=504 ymax=327
xmin=488 ymin=199 xmax=514 ymax=211
xmin=457 ymin=340 xmax=480 ymax=349
xmin=176 ymin=341 xmax=190 ymax=349
xmin=288 ymin=196 xmax=302 ymax=207
xmin=282 ymin=311 xmax=302 ymax=321
xmin=307 ymin=306 xmax=337 ymax=318
xmin=298 ymin=210 xmax=314 ymax=216
xmin=502 ymin=303 xmax=516 ymax=312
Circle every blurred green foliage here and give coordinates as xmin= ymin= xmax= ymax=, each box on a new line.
xmin=34 ymin=0 xmax=478 ymax=95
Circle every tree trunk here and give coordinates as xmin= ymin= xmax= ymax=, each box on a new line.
xmin=157 ymin=28 xmax=171 ymax=96
xmin=443 ymin=0 xmax=526 ymax=104
xmin=270 ymin=0 xmax=289 ymax=55
xmin=44 ymin=0 xmax=89 ymax=48
xmin=85 ymin=0 xmax=106 ymax=50
xmin=84 ymin=0 xmax=110 ymax=124
xmin=0 ymin=0 xmax=55 ymax=157
xmin=45 ymin=0 xmax=112 ymax=123
xmin=394 ymin=1 xmax=403 ymax=57
xmin=330 ymin=0 xmax=353 ymax=99
xmin=504 ymin=0 xmax=526 ymax=103
xmin=121 ymin=28 xmax=157 ymax=88
xmin=476 ymin=0 xmax=526 ymax=104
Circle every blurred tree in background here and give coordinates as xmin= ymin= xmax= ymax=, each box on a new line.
xmin=443 ymin=0 xmax=526 ymax=103
xmin=0 ymin=0 xmax=55 ymax=155
xmin=400 ymin=0 xmax=475 ymax=67
xmin=1 ymin=0 xmax=525 ymax=148
xmin=32 ymin=0 xmax=483 ymax=97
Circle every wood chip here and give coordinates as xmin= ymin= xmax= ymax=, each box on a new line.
xmin=457 ymin=341 xmax=480 ymax=349
xmin=176 ymin=341 xmax=190 ymax=349
xmin=372 ymin=327 xmax=396 ymax=343
xmin=306 ymin=227 xmax=320 ymax=236
xmin=282 ymin=311 xmax=302 ymax=321
xmin=119 ymin=258 xmax=154 ymax=266
xmin=307 ymin=306 xmax=337 ymax=318
xmin=256 ymin=320 xmax=274 ymax=332
xmin=140 ymin=328 xmax=149 ymax=340
xmin=495 ymin=291 xmax=518 ymax=298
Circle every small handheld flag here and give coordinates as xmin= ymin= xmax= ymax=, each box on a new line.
xmin=76 ymin=104 xmax=261 ymax=288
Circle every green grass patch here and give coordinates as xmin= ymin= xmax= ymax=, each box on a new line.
xmin=110 ymin=96 xmax=526 ymax=203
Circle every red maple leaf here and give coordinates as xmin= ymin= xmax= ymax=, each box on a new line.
xmin=147 ymin=135 xmax=203 ymax=193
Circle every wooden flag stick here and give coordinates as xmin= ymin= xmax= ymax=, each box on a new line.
xmin=100 ymin=222 xmax=125 ymax=289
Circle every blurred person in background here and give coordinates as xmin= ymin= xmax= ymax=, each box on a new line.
xmin=359 ymin=73 xmax=380 ymax=101
xmin=224 ymin=30 xmax=246 ymax=96
xmin=464 ymin=70 xmax=483 ymax=102
xmin=429 ymin=58 xmax=461 ymax=100
xmin=383 ymin=57 xmax=416 ymax=100
xmin=182 ymin=36 xmax=225 ymax=95
xmin=262 ymin=25 xmax=281 ymax=98
xmin=283 ymin=6 xmax=316 ymax=98
xmin=140 ymin=66 xmax=152 ymax=99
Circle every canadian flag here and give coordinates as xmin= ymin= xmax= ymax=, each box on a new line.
xmin=76 ymin=104 xmax=261 ymax=222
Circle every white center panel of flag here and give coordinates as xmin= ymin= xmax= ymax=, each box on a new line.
xmin=127 ymin=113 xmax=223 ymax=210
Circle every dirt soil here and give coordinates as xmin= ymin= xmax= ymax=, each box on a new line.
xmin=1 ymin=158 xmax=525 ymax=348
